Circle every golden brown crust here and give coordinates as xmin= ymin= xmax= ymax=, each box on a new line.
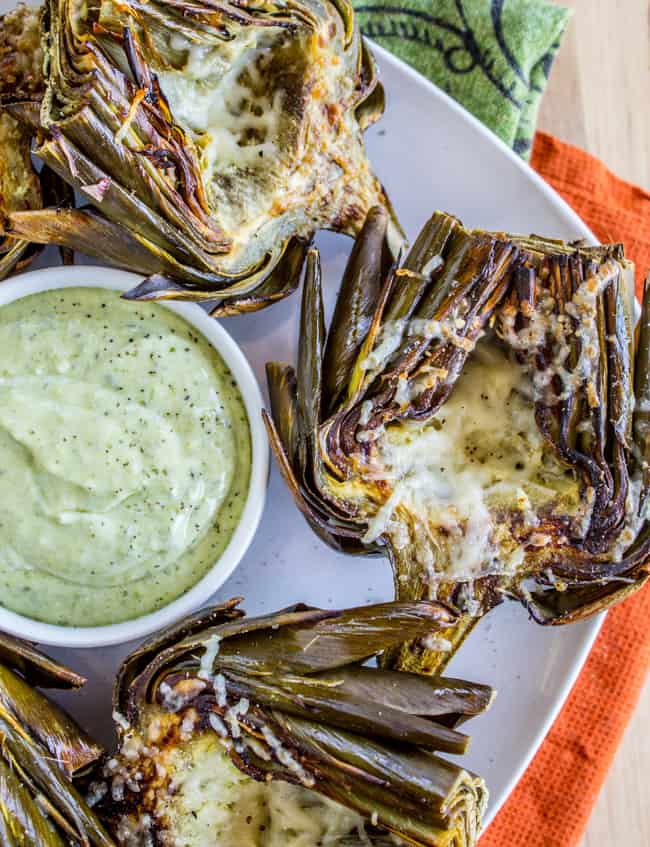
xmin=0 ymin=4 xmax=43 ymax=102
xmin=0 ymin=5 xmax=43 ymax=224
xmin=0 ymin=112 xmax=40 ymax=217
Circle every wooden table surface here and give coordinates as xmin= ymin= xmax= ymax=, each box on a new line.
xmin=538 ymin=2 xmax=650 ymax=845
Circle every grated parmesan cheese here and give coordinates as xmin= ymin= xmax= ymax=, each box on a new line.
xmin=112 ymin=710 xmax=131 ymax=731
xmin=360 ymin=338 xmax=579 ymax=582
xmin=213 ymin=673 xmax=228 ymax=708
xmin=208 ymin=712 xmax=229 ymax=738
xmin=198 ymin=634 xmax=221 ymax=681
xmin=422 ymin=635 xmax=453 ymax=653
xmin=86 ymin=780 xmax=108 ymax=808
xmin=140 ymin=733 xmax=367 ymax=847
xmin=160 ymin=681 xmax=188 ymax=713
xmin=224 ymin=698 xmax=250 ymax=740
xmin=261 ymin=725 xmax=315 ymax=788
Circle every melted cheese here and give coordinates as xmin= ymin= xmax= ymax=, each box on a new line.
xmin=157 ymin=38 xmax=284 ymax=175
xmin=499 ymin=261 xmax=628 ymax=411
xmin=198 ymin=634 xmax=222 ymax=680
xmin=87 ymin=0 xmax=388 ymax=276
xmin=156 ymin=735 xmax=367 ymax=847
xmin=360 ymin=339 xmax=579 ymax=581
xmin=152 ymin=27 xmax=312 ymax=251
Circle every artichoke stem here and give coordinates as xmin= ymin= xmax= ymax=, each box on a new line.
xmin=384 ymin=543 xmax=480 ymax=675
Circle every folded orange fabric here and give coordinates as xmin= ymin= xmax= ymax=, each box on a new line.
xmin=482 ymin=131 xmax=650 ymax=847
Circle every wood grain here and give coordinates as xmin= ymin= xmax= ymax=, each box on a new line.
xmin=580 ymin=681 xmax=650 ymax=847
xmin=538 ymin=2 xmax=650 ymax=845
xmin=539 ymin=0 xmax=650 ymax=191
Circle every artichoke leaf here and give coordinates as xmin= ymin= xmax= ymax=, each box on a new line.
xmin=322 ymin=205 xmax=392 ymax=416
xmin=311 ymin=666 xmax=494 ymax=722
xmin=0 ymin=665 xmax=102 ymax=776
xmin=0 ymin=630 xmax=85 ymax=690
xmin=0 ymin=710 xmax=114 ymax=847
xmin=0 ymin=631 xmax=116 ymax=847
xmin=221 ymin=669 xmax=471 ymax=754
xmin=0 ymin=757 xmax=66 ymax=847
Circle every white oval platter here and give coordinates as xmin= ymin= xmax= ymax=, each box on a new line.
xmin=0 ymin=22 xmax=603 ymax=832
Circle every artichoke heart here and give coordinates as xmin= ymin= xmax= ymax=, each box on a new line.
xmin=0 ymin=629 xmax=116 ymax=846
xmin=0 ymin=0 xmax=396 ymax=312
xmin=265 ymin=206 xmax=650 ymax=673
xmin=99 ymin=599 xmax=493 ymax=847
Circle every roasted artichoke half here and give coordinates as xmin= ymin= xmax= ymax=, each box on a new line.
xmin=0 ymin=3 xmax=75 ymax=280
xmin=0 ymin=629 xmax=116 ymax=845
xmin=0 ymin=0 xmax=396 ymax=313
xmin=97 ymin=598 xmax=493 ymax=846
xmin=264 ymin=206 xmax=650 ymax=673
xmin=0 ymin=4 xmax=45 ymax=279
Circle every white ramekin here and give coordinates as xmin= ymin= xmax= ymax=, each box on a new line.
xmin=0 ymin=265 xmax=268 ymax=647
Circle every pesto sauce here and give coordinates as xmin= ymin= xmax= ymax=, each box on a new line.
xmin=0 ymin=287 xmax=251 ymax=626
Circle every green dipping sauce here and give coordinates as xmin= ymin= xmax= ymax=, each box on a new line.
xmin=0 ymin=287 xmax=251 ymax=626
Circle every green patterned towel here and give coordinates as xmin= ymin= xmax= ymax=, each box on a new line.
xmin=354 ymin=0 xmax=570 ymax=157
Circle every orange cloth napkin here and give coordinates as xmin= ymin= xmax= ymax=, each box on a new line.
xmin=482 ymin=131 xmax=650 ymax=847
